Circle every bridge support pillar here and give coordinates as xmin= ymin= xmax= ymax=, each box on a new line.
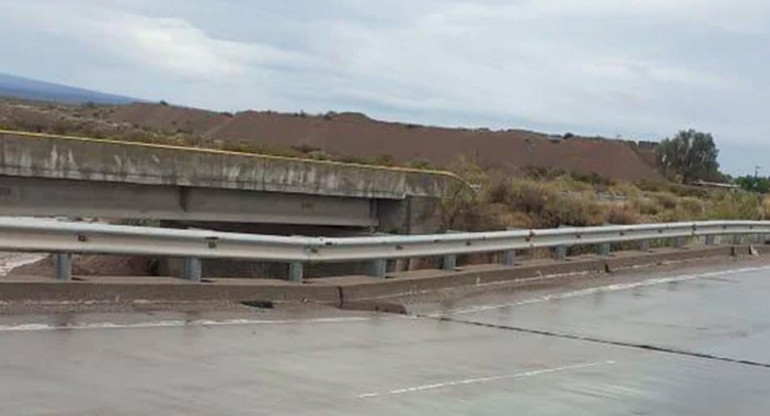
xmin=55 ymin=253 xmax=72 ymax=281
xmin=182 ymin=257 xmax=202 ymax=282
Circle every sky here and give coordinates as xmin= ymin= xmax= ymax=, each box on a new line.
xmin=0 ymin=0 xmax=767 ymax=175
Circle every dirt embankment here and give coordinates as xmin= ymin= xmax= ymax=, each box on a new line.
xmin=0 ymin=99 xmax=662 ymax=183
xmin=107 ymin=104 xmax=662 ymax=182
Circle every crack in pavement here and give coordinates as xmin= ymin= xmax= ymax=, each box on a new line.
xmin=421 ymin=314 xmax=770 ymax=370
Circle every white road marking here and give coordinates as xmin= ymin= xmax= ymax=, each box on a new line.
xmin=434 ymin=265 xmax=770 ymax=316
xmin=358 ymin=360 xmax=615 ymax=398
xmin=0 ymin=316 xmax=374 ymax=333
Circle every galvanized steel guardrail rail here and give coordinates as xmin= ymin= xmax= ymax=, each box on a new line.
xmin=0 ymin=218 xmax=767 ymax=282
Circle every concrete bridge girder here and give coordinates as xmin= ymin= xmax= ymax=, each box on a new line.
xmin=0 ymin=131 xmax=458 ymax=233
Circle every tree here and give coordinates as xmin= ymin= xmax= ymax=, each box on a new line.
xmin=657 ymin=129 xmax=720 ymax=183
xmin=735 ymin=176 xmax=770 ymax=194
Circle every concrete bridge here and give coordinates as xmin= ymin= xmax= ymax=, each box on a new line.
xmin=0 ymin=130 xmax=464 ymax=233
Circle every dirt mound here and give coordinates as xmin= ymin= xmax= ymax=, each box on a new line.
xmin=106 ymin=104 xmax=662 ymax=182
xmin=0 ymin=99 xmax=663 ymax=182
xmin=109 ymin=102 xmax=230 ymax=134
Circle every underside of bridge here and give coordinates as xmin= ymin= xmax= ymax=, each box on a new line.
xmin=0 ymin=175 xmax=441 ymax=234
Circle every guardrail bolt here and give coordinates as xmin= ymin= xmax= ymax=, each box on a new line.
xmin=55 ymin=253 xmax=72 ymax=281
xmin=597 ymin=243 xmax=611 ymax=257
xmin=441 ymin=254 xmax=457 ymax=271
xmin=367 ymin=259 xmax=388 ymax=278
xmin=288 ymin=262 xmax=304 ymax=283
xmin=705 ymin=235 xmax=716 ymax=246
xmin=502 ymin=250 xmax=516 ymax=266
xmin=182 ymin=257 xmax=202 ymax=282
xmin=554 ymin=246 xmax=567 ymax=261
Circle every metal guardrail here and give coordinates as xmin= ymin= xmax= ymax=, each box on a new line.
xmin=0 ymin=218 xmax=768 ymax=283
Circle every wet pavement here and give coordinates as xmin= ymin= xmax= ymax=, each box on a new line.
xmin=2 ymin=260 xmax=770 ymax=415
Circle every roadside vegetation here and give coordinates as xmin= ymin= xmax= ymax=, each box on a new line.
xmin=440 ymin=156 xmax=769 ymax=231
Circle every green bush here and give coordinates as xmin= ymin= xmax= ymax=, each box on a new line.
xmin=407 ymin=158 xmax=435 ymax=170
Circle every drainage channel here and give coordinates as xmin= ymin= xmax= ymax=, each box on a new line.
xmin=421 ymin=314 xmax=770 ymax=370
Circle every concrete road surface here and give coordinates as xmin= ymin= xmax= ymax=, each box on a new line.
xmin=2 ymin=260 xmax=770 ymax=415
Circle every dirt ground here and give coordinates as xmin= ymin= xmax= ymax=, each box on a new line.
xmin=7 ymin=254 xmax=155 ymax=278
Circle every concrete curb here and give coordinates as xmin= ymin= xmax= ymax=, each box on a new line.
xmin=336 ymin=245 xmax=761 ymax=302
xmin=0 ymin=281 xmax=341 ymax=304
xmin=0 ymin=245 xmax=763 ymax=307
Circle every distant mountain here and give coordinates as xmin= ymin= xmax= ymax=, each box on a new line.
xmin=0 ymin=73 xmax=139 ymax=105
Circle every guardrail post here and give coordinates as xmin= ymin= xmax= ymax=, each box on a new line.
xmin=640 ymin=240 xmax=651 ymax=252
xmin=705 ymin=235 xmax=716 ymax=246
xmin=554 ymin=246 xmax=567 ymax=261
xmin=182 ymin=257 xmax=202 ymax=282
xmin=673 ymin=237 xmax=685 ymax=249
xmin=367 ymin=259 xmax=388 ymax=278
xmin=288 ymin=262 xmax=303 ymax=283
xmin=55 ymin=253 xmax=72 ymax=281
xmin=597 ymin=243 xmax=611 ymax=257
xmin=733 ymin=234 xmax=742 ymax=245
xmin=441 ymin=254 xmax=457 ymax=271
xmin=502 ymin=250 xmax=516 ymax=266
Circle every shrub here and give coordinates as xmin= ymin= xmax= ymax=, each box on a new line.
xmin=373 ymin=154 xmax=396 ymax=166
xmin=509 ymin=180 xmax=554 ymax=215
xmin=540 ymin=196 xmax=603 ymax=228
xmin=707 ymin=191 xmax=763 ymax=220
xmin=486 ymin=178 xmax=513 ymax=204
xmin=631 ymin=197 xmax=661 ymax=217
xmin=763 ymin=196 xmax=770 ymax=219
xmin=407 ymin=158 xmax=434 ymax=170
xmin=440 ymin=184 xmax=481 ymax=230
xmin=605 ymin=204 xmax=639 ymax=225
xmin=679 ymin=197 xmax=705 ymax=218
xmin=291 ymin=144 xmax=321 ymax=154
xmin=652 ymin=192 xmax=678 ymax=210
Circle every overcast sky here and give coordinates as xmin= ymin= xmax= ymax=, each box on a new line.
xmin=0 ymin=0 xmax=767 ymax=175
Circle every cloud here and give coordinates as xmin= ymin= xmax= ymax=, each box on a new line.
xmin=0 ymin=1 xmax=306 ymax=80
xmin=0 ymin=0 xmax=768 ymax=173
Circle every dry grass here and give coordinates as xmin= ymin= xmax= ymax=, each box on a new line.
xmin=442 ymin=161 xmax=768 ymax=230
